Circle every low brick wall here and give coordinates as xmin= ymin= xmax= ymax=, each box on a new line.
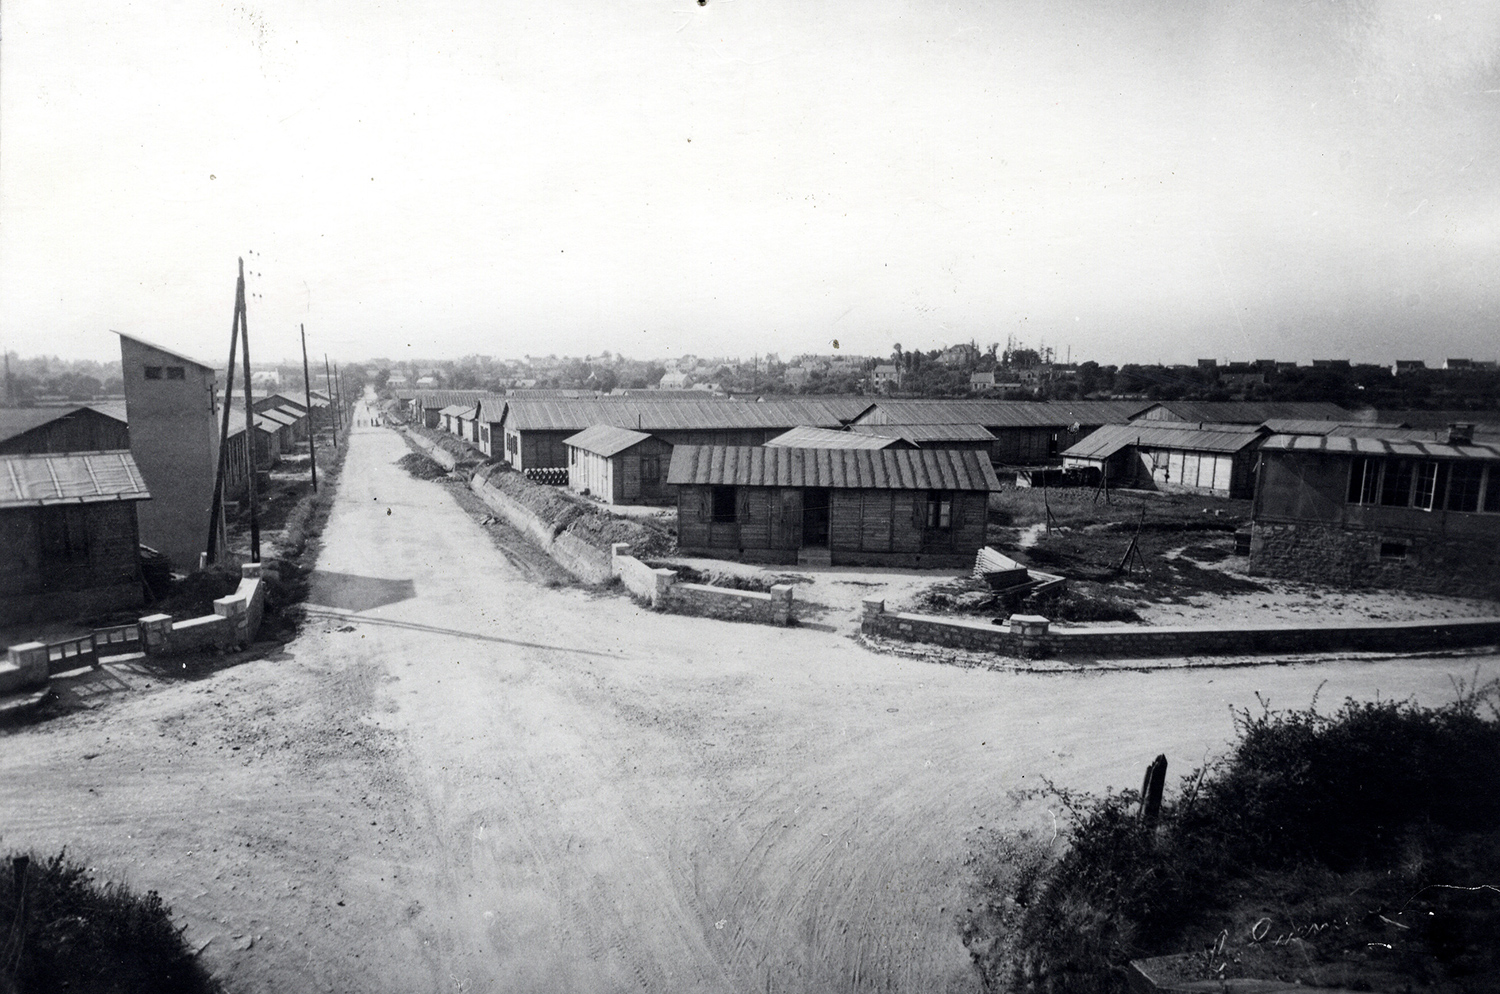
xmin=141 ymin=562 xmax=267 ymax=657
xmin=860 ymin=599 xmax=1500 ymax=660
xmin=612 ymin=544 xmax=793 ymax=625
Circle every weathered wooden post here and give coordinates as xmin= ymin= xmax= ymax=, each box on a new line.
xmin=1140 ymin=754 xmax=1167 ymax=824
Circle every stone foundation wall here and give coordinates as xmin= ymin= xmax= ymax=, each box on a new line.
xmin=860 ymin=599 xmax=1500 ymax=660
xmin=1250 ymin=521 xmax=1500 ymax=600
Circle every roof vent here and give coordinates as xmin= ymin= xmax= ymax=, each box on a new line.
xmin=1447 ymin=423 xmax=1475 ymax=445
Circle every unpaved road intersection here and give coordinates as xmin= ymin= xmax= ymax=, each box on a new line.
xmin=3 ymin=412 xmax=1496 ymax=993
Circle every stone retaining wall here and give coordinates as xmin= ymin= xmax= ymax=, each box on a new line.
xmin=471 ymin=473 xmax=613 ymax=584
xmin=403 ymin=428 xmax=458 ymax=471
xmin=612 ymin=545 xmax=793 ymax=625
xmin=860 ymin=599 xmax=1500 ymax=660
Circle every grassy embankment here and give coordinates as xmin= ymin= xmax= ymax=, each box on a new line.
xmin=961 ymin=680 xmax=1500 ymax=993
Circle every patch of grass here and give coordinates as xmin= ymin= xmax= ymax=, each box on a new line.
xmin=0 ymin=851 xmax=219 ymax=994
xmin=962 ymin=680 xmax=1500 ymax=993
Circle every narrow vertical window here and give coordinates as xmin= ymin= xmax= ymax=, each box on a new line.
xmin=925 ymin=491 xmax=953 ymax=530
xmin=711 ymin=486 xmax=737 ymax=523
xmin=1484 ymin=465 xmax=1500 ymax=514
xmin=1445 ymin=462 xmax=1484 ymax=513
xmin=1379 ymin=460 xmax=1414 ymax=507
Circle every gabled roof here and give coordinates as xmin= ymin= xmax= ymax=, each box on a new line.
xmin=848 ymin=399 xmax=1149 ymax=429
xmin=1063 ymin=421 xmax=1267 ymax=460
xmin=112 ymin=330 xmax=216 ymax=370
xmin=563 ymin=424 xmax=653 ymax=457
xmin=438 ymin=404 xmax=470 ymax=417
xmin=666 ymin=445 xmax=1001 ymax=491
xmin=1134 ymin=400 xmax=1348 ymax=424
xmin=0 ymin=407 xmax=87 ymax=444
xmin=1258 ymin=434 xmax=1500 ymax=461
xmin=0 ymin=450 xmax=150 ymax=508
xmin=846 ymin=422 xmax=996 ymax=443
xmin=765 ymin=426 xmax=909 ymax=450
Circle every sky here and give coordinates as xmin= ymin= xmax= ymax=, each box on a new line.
xmin=2 ymin=0 xmax=1497 ymax=367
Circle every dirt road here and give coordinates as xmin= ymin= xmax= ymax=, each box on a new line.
xmin=3 ymin=403 xmax=1496 ymax=993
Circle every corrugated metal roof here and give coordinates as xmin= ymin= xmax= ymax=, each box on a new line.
xmin=412 ymin=390 xmax=490 ymax=410
xmin=0 ymin=450 xmax=151 ymax=508
xmin=765 ymin=426 xmax=905 ymax=449
xmin=1258 ymin=434 xmax=1500 ymax=460
xmin=1136 ymin=400 xmax=1348 ymax=424
xmin=504 ymin=398 xmax=859 ymax=432
xmin=666 ymin=445 xmax=1001 ymax=491
xmin=1260 ymin=418 xmax=1408 ymax=435
xmin=1063 ymin=421 xmax=1267 ymax=460
xmin=563 ymin=424 xmax=653 ymax=457
xmin=849 ymin=399 xmax=1148 ymax=428
xmin=846 ymin=422 xmax=996 ymax=442
xmin=257 ymin=408 xmax=299 ymax=427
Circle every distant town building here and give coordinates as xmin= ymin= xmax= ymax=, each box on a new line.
xmin=969 ymin=371 xmax=996 ymax=391
xmin=1392 ymin=360 xmax=1426 ymax=375
xmin=872 ymin=365 xmax=902 ymax=389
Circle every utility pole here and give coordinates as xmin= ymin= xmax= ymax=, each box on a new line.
xmin=205 ymin=261 xmax=245 ymax=563
xmin=333 ymin=363 xmax=344 ymax=431
xmin=240 ymin=260 xmax=261 ymax=563
xmin=301 ymin=324 xmax=317 ymax=492
xmin=324 ymin=354 xmax=338 ymax=448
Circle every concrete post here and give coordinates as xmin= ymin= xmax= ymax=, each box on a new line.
xmin=241 ymin=561 xmax=262 ymax=580
xmin=5 ymin=643 xmax=50 ymax=691
xmin=139 ymin=614 xmax=173 ymax=654
xmin=651 ymin=568 xmax=677 ymax=607
xmin=213 ymin=595 xmax=248 ymax=643
xmin=1009 ymin=614 xmax=1050 ymax=658
xmin=769 ymin=584 xmax=794 ymax=626
xmin=861 ymin=598 xmax=886 ymax=632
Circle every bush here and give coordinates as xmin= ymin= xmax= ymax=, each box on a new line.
xmin=0 ymin=851 xmax=218 ymax=993
xmin=967 ymin=683 xmax=1500 ymax=993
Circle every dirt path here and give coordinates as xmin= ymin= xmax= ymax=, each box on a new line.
xmin=2 ymin=404 xmax=1497 ymax=993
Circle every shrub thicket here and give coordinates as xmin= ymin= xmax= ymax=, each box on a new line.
xmin=966 ymin=683 xmax=1500 ymax=993
xmin=0 ymin=851 xmax=218 ymax=994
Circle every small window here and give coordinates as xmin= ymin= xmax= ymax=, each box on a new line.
xmin=143 ymin=366 xmax=163 ymax=380
xmin=569 ymin=447 xmax=576 ymax=465
xmin=711 ymin=486 xmax=737 ymax=523
xmin=1347 ymin=456 xmax=1380 ymax=505
xmin=1379 ymin=541 xmax=1406 ymax=561
xmin=1484 ymin=465 xmax=1500 ymax=514
xmin=1379 ymin=459 xmax=1414 ymax=507
xmin=1445 ymin=462 xmax=1484 ymax=513
xmin=925 ymin=491 xmax=953 ymax=530
xmin=641 ymin=456 xmax=660 ymax=483
xmin=165 ymin=366 xmax=186 ymax=380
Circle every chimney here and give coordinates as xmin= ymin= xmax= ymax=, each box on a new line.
xmin=1447 ymin=423 xmax=1475 ymax=445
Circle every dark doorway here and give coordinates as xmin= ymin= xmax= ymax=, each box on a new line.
xmin=801 ymin=488 xmax=831 ymax=547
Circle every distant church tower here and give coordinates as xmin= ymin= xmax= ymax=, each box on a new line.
xmin=116 ymin=332 xmax=223 ymax=571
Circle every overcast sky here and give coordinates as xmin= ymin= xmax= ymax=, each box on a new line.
xmin=2 ymin=0 xmax=1497 ymax=367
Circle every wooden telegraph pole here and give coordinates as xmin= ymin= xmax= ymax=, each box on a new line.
xmin=205 ymin=261 xmax=245 ymax=563
xmin=301 ymin=324 xmax=318 ymax=492
xmin=333 ymin=363 xmax=344 ymax=430
xmin=324 ymin=354 xmax=338 ymax=448
xmin=240 ymin=261 xmax=261 ymax=563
